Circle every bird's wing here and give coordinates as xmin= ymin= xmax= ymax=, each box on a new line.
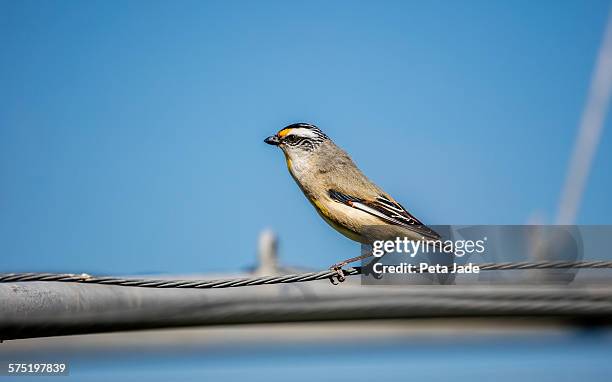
xmin=328 ymin=189 xmax=440 ymax=240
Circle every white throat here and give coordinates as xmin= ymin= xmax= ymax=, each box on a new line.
xmin=287 ymin=152 xmax=311 ymax=181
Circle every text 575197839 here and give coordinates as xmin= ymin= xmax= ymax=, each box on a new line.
xmin=2 ymin=362 xmax=69 ymax=376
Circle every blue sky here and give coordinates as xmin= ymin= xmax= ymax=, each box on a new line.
xmin=1 ymin=0 xmax=611 ymax=274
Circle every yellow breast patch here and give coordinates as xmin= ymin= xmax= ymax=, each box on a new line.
xmin=313 ymin=200 xmax=330 ymax=218
xmin=313 ymin=199 xmax=363 ymax=242
xmin=282 ymin=151 xmax=293 ymax=171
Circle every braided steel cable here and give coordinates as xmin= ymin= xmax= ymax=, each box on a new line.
xmin=0 ymin=260 xmax=611 ymax=289
xmin=477 ymin=260 xmax=612 ymax=271
xmin=0 ymin=268 xmax=361 ymax=288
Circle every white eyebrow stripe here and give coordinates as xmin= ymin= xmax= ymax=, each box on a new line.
xmin=289 ymin=128 xmax=320 ymax=139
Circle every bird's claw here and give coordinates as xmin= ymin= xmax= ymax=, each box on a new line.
xmin=328 ymin=264 xmax=346 ymax=285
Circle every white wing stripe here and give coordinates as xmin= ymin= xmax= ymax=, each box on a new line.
xmin=352 ymin=202 xmax=408 ymax=226
xmin=376 ymin=197 xmax=407 ymax=213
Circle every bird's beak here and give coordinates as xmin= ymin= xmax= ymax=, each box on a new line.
xmin=264 ymin=135 xmax=280 ymax=146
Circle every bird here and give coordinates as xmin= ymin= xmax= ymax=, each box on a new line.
xmin=264 ymin=122 xmax=440 ymax=282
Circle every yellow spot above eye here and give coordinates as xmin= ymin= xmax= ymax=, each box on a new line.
xmin=278 ymin=128 xmax=292 ymax=138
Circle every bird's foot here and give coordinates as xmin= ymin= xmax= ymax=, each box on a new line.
xmin=328 ymin=263 xmax=347 ymax=285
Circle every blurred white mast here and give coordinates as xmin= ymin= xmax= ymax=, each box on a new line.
xmin=256 ymin=229 xmax=279 ymax=275
xmin=556 ymin=9 xmax=612 ymax=224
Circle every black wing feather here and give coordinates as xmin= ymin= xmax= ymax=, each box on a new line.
xmin=328 ymin=190 xmax=440 ymax=239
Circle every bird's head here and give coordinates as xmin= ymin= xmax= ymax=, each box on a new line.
xmin=264 ymin=123 xmax=329 ymax=159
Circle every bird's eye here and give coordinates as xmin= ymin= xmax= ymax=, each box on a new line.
xmin=285 ymin=135 xmax=298 ymax=144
